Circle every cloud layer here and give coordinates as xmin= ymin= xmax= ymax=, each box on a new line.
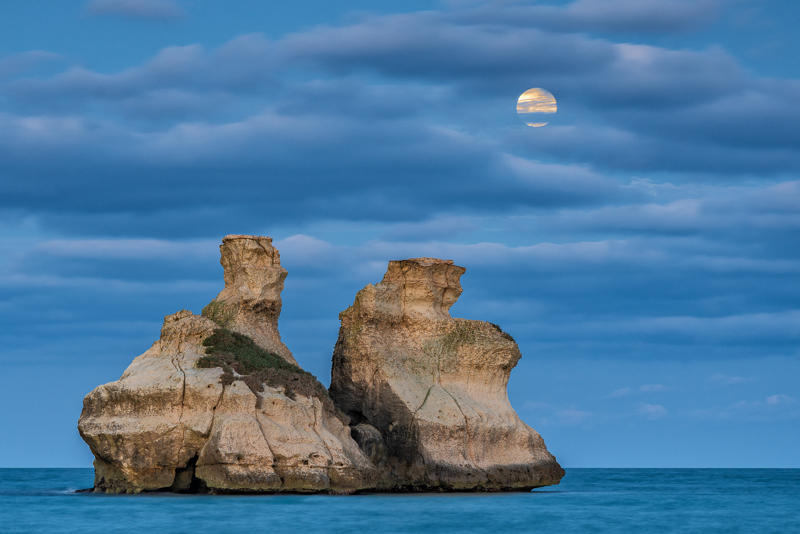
xmin=0 ymin=0 xmax=798 ymax=467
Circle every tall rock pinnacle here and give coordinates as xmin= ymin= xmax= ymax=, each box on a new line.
xmin=211 ymin=235 xmax=296 ymax=365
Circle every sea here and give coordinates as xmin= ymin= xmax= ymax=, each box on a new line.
xmin=1 ymin=468 xmax=798 ymax=533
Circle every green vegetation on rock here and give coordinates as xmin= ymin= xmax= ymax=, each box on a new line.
xmin=440 ymin=321 xmax=478 ymax=352
xmin=197 ymin=328 xmax=331 ymax=404
xmin=201 ymin=300 xmax=238 ymax=328
xmin=488 ymin=322 xmax=515 ymax=342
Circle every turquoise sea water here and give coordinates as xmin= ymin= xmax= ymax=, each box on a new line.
xmin=1 ymin=468 xmax=798 ymax=533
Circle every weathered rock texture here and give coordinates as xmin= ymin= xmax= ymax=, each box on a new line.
xmin=78 ymin=238 xmax=564 ymax=494
xmin=78 ymin=235 xmax=373 ymax=493
xmin=330 ymin=257 xmax=564 ymax=491
xmin=210 ymin=234 xmax=296 ymax=365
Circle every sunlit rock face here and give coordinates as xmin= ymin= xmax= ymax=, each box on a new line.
xmin=330 ymin=258 xmax=564 ymax=491
xmin=214 ymin=235 xmax=297 ymax=365
xmin=78 ymin=235 xmax=374 ymax=494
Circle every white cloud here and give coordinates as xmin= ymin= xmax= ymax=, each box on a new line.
xmin=766 ymin=394 xmax=795 ymax=406
xmin=693 ymin=394 xmax=800 ymax=421
xmin=640 ymin=384 xmax=668 ymax=392
xmin=709 ymin=373 xmax=750 ymax=385
xmin=520 ymin=402 xmax=592 ymax=426
xmin=637 ymin=403 xmax=668 ymax=419
xmin=556 ymin=409 xmax=593 ymax=424
xmin=0 ymin=272 xmax=216 ymax=293
xmin=34 ymin=238 xmax=217 ymax=260
xmin=609 ymin=384 xmax=669 ymax=398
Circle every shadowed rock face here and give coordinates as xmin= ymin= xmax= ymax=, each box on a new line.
xmin=78 ymin=235 xmax=373 ymax=494
xmin=330 ymin=258 xmax=564 ymax=491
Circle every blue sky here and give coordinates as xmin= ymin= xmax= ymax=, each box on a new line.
xmin=1 ymin=0 xmax=798 ymax=468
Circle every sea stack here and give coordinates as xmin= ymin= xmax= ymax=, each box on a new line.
xmin=212 ymin=235 xmax=296 ymax=365
xmin=330 ymin=257 xmax=564 ymax=490
xmin=78 ymin=237 xmax=563 ymax=493
xmin=78 ymin=235 xmax=373 ymax=493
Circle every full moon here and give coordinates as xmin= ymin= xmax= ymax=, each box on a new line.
xmin=517 ymin=88 xmax=557 ymax=127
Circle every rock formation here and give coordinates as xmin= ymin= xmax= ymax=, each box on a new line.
xmin=330 ymin=257 xmax=564 ymax=490
xmin=210 ymin=235 xmax=296 ymax=365
xmin=78 ymin=235 xmax=373 ymax=493
xmin=78 ymin=237 xmax=563 ymax=494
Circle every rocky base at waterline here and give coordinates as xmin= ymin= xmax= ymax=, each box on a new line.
xmin=78 ymin=235 xmax=563 ymax=493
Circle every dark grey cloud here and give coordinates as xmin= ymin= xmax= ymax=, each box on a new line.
xmin=2 ymin=0 xmax=799 ymax=470
xmin=453 ymin=0 xmax=722 ymax=33
xmin=504 ymin=121 xmax=800 ymax=175
xmin=616 ymin=80 xmax=800 ymax=150
xmin=0 ymin=50 xmax=62 ymax=79
xmin=536 ymin=181 xmax=800 ymax=238
xmin=0 ymin=0 xmax=795 ymax=366
xmin=281 ymin=14 xmax=614 ymax=82
xmin=0 ymin=24 xmax=794 ymax=242
xmin=4 ymin=222 xmax=797 ymax=377
xmin=85 ymin=0 xmax=185 ymax=20
xmin=4 ymin=4 xmax=794 ymax=180
xmin=279 ymin=8 xmax=740 ymax=106
xmin=9 ymin=34 xmax=275 ymax=104
xmin=0 ymin=99 xmax=641 ymax=238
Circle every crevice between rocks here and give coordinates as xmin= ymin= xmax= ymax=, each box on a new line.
xmin=412 ymin=384 xmax=435 ymax=417
xmin=253 ymin=390 xmax=284 ymax=486
xmin=309 ymin=399 xmax=337 ymax=472
xmin=169 ymin=339 xmax=189 ymax=455
xmin=440 ymin=384 xmax=475 ymax=464
xmin=206 ymin=382 xmax=227 ymax=436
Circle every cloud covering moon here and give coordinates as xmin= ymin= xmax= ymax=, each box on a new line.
xmin=517 ymin=88 xmax=557 ymax=127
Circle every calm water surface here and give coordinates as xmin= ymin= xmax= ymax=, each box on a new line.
xmin=1 ymin=468 xmax=798 ymax=533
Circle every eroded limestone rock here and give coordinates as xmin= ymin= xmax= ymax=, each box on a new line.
xmin=78 ymin=236 xmax=373 ymax=494
xmin=78 ymin=240 xmax=563 ymax=494
xmin=208 ymin=235 xmax=297 ymax=365
xmin=330 ymin=257 xmax=564 ymax=490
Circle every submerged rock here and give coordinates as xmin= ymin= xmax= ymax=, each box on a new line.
xmin=330 ymin=257 xmax=564 ymax=490
xmin=78 ymin=235 xmax=373 ymax=494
